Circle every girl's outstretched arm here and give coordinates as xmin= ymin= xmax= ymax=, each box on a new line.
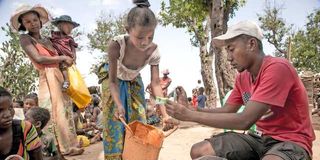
xmin=150 ymin=65 xmax=175 ymax=130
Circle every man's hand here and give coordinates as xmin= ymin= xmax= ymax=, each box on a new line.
xmin=165 ymin=100 xmax=193 ymax=121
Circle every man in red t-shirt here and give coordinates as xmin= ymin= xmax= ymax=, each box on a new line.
xmin=165 ymin=21 xmax=315 ymax=160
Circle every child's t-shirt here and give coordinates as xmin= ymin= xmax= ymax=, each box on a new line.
xmin=197 ymin=95 xmax=206 ymax=108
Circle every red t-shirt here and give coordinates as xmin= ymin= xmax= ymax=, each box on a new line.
xmin=227 ymin=56 xmax=315 ymax=155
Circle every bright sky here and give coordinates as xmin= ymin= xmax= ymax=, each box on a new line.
xmin=0 ymin=0 xmax=319 ymax=97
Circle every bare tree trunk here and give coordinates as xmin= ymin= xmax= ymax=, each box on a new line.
xmin=199 ymin=39 xmax=216 ymax=108
xmin=210 ymin=0 xmax=237 ymax=104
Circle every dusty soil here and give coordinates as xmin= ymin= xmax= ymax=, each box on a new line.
xmin=66 ymin=120 xmax=320 ymax=160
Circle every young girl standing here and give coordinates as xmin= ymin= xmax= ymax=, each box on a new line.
xmin=101 ymin=0 xmax=174 ymax=159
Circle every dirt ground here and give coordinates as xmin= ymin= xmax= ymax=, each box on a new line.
xmin=66 ymin=116 xmax=320 ymax=160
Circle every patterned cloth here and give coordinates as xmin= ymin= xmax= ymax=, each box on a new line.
xmin=0 ymin=120 xmax=42 ymax=160
xmin=101 ymin=75 xmax=147 ymax=160
xmin=50 ymin=31 xmax=77 ymax=58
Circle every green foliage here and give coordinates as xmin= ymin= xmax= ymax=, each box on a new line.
xmin=159 ymin=0 xmax=245 ymax=46
xmin=87 ymin=12 xmax=126 ymax=76
xmin=0 ymin=24 xmax=38 ymax=99
xmin=160 ymin=0 xmax=209 ymax=47
xmin=258 ymin=1 xmax=292 ymax=57
xmin=225 ymin=0 xmax=246 ymax=19
xmin=291 ymin=10 xmax=320 ymax=72
xmin=87 ymin=12 xmax=127 ymax=53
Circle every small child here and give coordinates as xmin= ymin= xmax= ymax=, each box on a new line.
xmin=73 ymin=104 xmax=101 ymax=146
xmin=23 ymin=93 xmax=38 ymax=113
xmin=197 ymin=87 xmax=207 ymax=109
xmin=24 ymin=107 xmax=59 ymax=159
xmin=192 ymin=88 xmax=198 ymax=108
xmin=90 ymin=94 xmax=102 ymax=129
xmin=146 ymin=99 xmax=160 ymax=126
xmin=50 ymin=15 xmax=79 ymax=90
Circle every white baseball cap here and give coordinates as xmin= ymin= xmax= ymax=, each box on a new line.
xmin=213 ymin=20 xmax=263 ymax=47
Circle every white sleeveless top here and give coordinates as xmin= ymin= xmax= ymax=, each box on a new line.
xmin=113 ymin=35 xmax=161 ymax=81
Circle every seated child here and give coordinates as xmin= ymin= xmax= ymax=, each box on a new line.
xmin=50 ymin=15 xmax=80 ymax=90
xmin=24 ymin=107 xmax=59 ymax=160
xmin=146 ymin=99 xmax=160 ymax=126
xmin=23 ymin=93 xmax=38 ymax=113
xmin=0 ymin=86 xmax=42 ymax=160
xmin=73 ymin=104 xmax=101 ymax=146
xmin=89 ymin=94 xmax=102 ymax=128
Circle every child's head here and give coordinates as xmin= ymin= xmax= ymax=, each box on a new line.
xmin=91 ymin=94 xmax=100 ymax=107
xmin=24 ymin=107 xmax=50 ymax=133
xmin=13 ymin=100 xmax=24 ymax=108
xmin=0 ymin=86 xmax=14 ymax=129
xmin=198 ymin=87 xmax=205 ymax=95
xmin=52 ymin=15 xmax=79 ymax=35
xmin=24 ymin=93 xmax=38 ymax=112
xmin=192 ymin=88 xmax=198 ymax=96
xmin=126 ymin=0 xmax=157 ymax=50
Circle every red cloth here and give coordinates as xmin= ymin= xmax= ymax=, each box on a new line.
xmin=27 ymin=43 xmax=59 ymax=70
xmin=192 ymin=95 xmax=198 ymax=108
xmin=227 ymin=56 xmax=315 ymax=155
xmin=50 ymin=31 xmax=78 ymax=58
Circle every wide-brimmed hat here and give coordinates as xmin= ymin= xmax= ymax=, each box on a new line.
xmin=51 ymin=15 xmax=80 ymax=28
xmin=10 ymin=4 xmax=50 ymax=32
xmin=213 ymin=20 xmax=263 ymax=47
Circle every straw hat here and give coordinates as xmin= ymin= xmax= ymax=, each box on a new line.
xmin=10 ymin=4 xmax=50 ymax=32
